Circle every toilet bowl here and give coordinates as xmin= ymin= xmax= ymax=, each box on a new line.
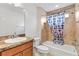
xmin=36 ymin=45 xmax=49 ymax=54
xmin=34 ymin=38 xmax=49 ymax=55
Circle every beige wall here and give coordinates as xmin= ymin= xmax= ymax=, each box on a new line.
xmin=41 ymin=22 xmax=54 ymax=43
xmin=46 ymin=22 xmax=54 ymax=41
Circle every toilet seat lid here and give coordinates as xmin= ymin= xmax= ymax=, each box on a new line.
xmin=37 ymin=45 xmax=48 ymax=50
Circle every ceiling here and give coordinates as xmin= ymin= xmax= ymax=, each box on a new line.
xmin=0 ymin=3 xmax=73 ymax=13
xmin=16 ymin=3 xmax=73 ymax=12
xmin=35 ymin=3 xmax=73 ymax=12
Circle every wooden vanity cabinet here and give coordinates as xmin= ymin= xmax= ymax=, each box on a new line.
xmin=0 ymin=40 xmax=33 ymax=56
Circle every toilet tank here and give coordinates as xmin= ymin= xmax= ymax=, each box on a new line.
xmin=34 ymin=37 xmax=41 ymax=47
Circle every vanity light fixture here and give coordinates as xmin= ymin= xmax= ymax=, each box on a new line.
xmin=76 ymin=11 xmax=79 ymax=22
xmin=65 ymin=13 xmax=69 ymax=18
xmin=41 ymin=16 xmax=47 ymax=26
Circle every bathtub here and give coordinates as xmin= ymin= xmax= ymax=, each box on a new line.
xmin=42 ymin=41 xmax=78 ymax=56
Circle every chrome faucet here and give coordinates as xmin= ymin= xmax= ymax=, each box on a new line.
xmin=10 ymin=32 xmax=17 ymax=39
xmin=13 ymin=32 xmax=16 ymax=38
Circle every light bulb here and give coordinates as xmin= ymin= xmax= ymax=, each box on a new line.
xmin=65 ymin=13 xmax=69 ymax=18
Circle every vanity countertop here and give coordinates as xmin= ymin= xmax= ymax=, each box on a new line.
xmin=0 ymin=37 xmax=33 ymax=52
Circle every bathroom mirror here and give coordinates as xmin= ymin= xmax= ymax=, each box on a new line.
xmin=0 ymin=3 xmax=25 ymax=36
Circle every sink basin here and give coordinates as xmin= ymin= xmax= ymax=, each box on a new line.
xmin=4 ymin=37 xmax=26 ymax=43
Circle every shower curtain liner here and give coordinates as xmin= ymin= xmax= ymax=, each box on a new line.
xmin=47 ymin=12 xmax=65 ymax=45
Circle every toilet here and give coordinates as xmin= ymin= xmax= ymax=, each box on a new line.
xmin=34 ymin=37 xmax=49 ymax=56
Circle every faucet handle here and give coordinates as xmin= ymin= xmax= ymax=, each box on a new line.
xmin=9 ymin=35 xmax=13 ymax=39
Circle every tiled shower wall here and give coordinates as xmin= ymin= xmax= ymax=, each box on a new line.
xmin=63 ymin=6 xmax=76 ymax=45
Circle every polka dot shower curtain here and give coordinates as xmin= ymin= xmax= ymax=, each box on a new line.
xmin=47 ymin=12 xmax=65 ymax=45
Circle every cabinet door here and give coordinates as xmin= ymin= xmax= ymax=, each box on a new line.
xmin=14 ymin=52 xmax=23 ymax=56
xmin=23 ymin=47 xmax=33 ymax=56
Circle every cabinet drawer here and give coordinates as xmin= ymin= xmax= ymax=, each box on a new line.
xmin=2 ymin=41 xmax=33 ymax=56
